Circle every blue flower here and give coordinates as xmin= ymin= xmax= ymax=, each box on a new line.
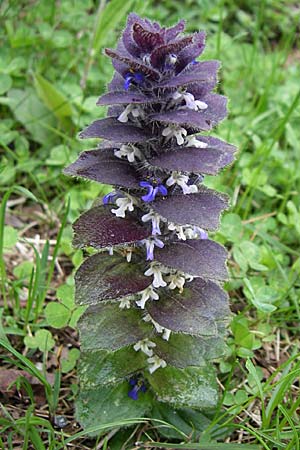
xmin=124 ymin=71 xmax=144 ymax=90
xmin=139 ymin=180 xmax=167 ymax=202
xmin=128 ymin=377 xmax=147 ymax=400
xmin=102 ymin=191 xmax=119 ymax=205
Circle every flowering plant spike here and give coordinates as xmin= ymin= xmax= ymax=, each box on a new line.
xmin=64 ymin=14 xmax=236 ymax=429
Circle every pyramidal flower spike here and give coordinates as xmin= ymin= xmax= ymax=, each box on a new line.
xmin=64 ymin=13 xmax=237 ymax=429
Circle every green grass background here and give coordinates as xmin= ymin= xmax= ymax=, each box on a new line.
xmin=0 ymin=0 xmax=300 ymax=448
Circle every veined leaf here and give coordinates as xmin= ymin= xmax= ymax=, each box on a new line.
xmin=33 ymin=73 xmax=73 ymax=121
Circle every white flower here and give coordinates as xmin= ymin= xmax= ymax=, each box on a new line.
xmin=111 ymin=195 xmax=135 ymax=218
xmin=166 ymin=171 xmax=198 ymax=194
xmin=118 ymin=104 xmax=143 ymax=123
xmin=114 ymin=144 xmax=143 ymax=163
xmin=185 ymin=135 xmax=208 ymax=148
xmin=143 ymin=315 xmax=171 ymax=341
xmin=144 ymin=262 xmax=169 ymax=288
xmin=134 ymin=338 xmax=156 ymax=357
xmin=142 ymin=237 xmax=164 ymax=261
xmin=120 ymin=247 xmax=133 ymax=262
xmin=136 ymin=286 xmax=159 ymax=309
xmin=167 ymin=53 xmax=177 ymax=65
xmin=142 ymin=211 xmax=165 ymax=235
xmin=119 ymin=298 xmax=131 ymax=309
xmin=162 ymin=125 xmax=187 ymax=145
xmin=184 ymin=226 xmax=208 ymax=240
xmin=143 ymin=54 xmax=151 ymax=65
xmin=172 ymin=91 xmax=208 ymax=111
xmin=168 ymin=222 xmax=187 ymax=240
xmin=162 ymin=328 xmax=171 ymax=341
xmin=166 ymin=272 xmax=186 ymax=292
xmin=147 ymin=355 xmax=167 ymax=373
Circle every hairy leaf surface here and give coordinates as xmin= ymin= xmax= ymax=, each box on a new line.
xmin=154 ymin=333 xmax=227 ymax=368
xmin=149 ymin=140 xmax=236 ymax=175
xmin=64 ymin=149 xmax=139 ymax=187
xmin=147 ymin=365 xmax=218 ymax=409
xmin=151 ymin=188 xmax=228 ymax=230
xmin=75 ymin=253 xmax=151 ymax=305
xmin=147 ymin=278 xmax=229 ymax=335
xmin=79 ymin=117 xmax=152 ymax=142
xmin=73 ymin=206 xmax=151 ymax=249
xmin=79 ymin=303 xmax=149 ymax=351
xmin=78 ymin=347 xmax=146 ymax=387
xmin=76 ymin=382 xmax=151 ymax=433
xmin=155 ymin=239 xmax=228 ymax=280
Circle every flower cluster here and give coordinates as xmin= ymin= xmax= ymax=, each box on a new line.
xmin=65 ymin=14 xmax=236 ymax=419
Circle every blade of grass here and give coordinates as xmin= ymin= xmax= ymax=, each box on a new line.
xmin=278 ymin=404 xmax=299 ymax=450
xmin=0 ymin=337 xmax=52 ymax=400
xmin=140 ymin=443 xmax=261 ymax=449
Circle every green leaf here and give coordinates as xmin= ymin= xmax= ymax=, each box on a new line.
xmin=0 ymin=73 xmax=12 ymax=95
xmin=232 ymin=246 xmax=248 ymax=272
xmin=5 ymin=88 xmax=56 ymax=144
xmin=76 ymin=382 xmax=152 ymax=434
xmin=154 ymin=333 xmax=227 ymax=369
xmin=244 ymin=278 xmax=277 ymax=313
xmin=231 ymin=316 xmax=255 ymax=349
xmin=69 ymin=306 xmax=86 ymax=329
xmin=56 ymin=283 xmax=75 ymax=309
xmin=61 ymin=348 xmax=80 ymax=373
xmin=3 ymin=225 xmax=18 ymax=248
xmin=234 ymin=389 xmax=248 ymax=405
xmin=13 ymin=261 xmax=34 ymax=280
xmin=147 ymin=365 xmax=218 ymax=410
xmin=33 ymin=73 xmax=73 ymax=121
xmin=44 ymin=302 xmax=71 ymax=328
xmin=45 ymin=145 xmax=71 ymax=166
xmin=92 ymin=0 xmax=135 ymax=53
xmin=239 ymin=241 xmax=268 ymax=271
xmin=151 ymin=403 xmax=213 ymax=440
xmin=219 ymin=213 xmax=243 ymax=243
xmin=24 ymin=329 xmax=55 ymax=352
xmin=78 ymin=347 xmax=146 ymax=387
xmin=13 ymin=186 xmax=39 ymax=203
xmin=79 ymin=303 xmax=150 ymax=351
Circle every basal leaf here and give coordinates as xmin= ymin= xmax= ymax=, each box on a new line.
xmin=76 ymin=382 xmax=152 ymax=434
xmin=78 ymin=347 xmax=146 ymax=388
xmin=147 ymin=365 xmax=218 ymax=409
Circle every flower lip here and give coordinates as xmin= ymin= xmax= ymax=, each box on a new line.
xmin=124 ymin=71 xmax=144 ymax=90
xmin=139 ymin=179 xmax=168 ymax=202
xmin=102 ymin=191 xmax=119 ymax=204
xmin=128 ymin=377 xmax=147 ymax=400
